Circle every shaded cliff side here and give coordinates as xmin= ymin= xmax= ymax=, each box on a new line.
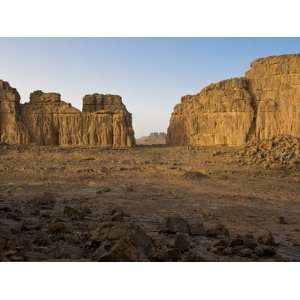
xmin=0 ymin=81 xmax=135 ymax=147
xmin=167 ymin=54 xmax=300 ymax=146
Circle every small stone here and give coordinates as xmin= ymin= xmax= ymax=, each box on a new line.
xmin=63 ymin=206 xmax=83 ymax=220
xmin=243 ymin=235 xmax=258 ymax=250
xmin=32 ymin=192 xmax=56 ymax=209
xmin=222 ymin=247 xmax=233 ymax=256
xmin=277 ymin=216 xmax=288 ymax=224
xmin=213 ymin=239 xmax=229 ymax=248
xmin=124 ymin=185 xmax=134 ymax=192
xmin=206 ymin=223 xmax=229 ymax=238
xmin=254 ymin=246 xmax=265 ymax=257
xmin=230 ymin=238 xmax=244 ymax=247
xmin=189 ymin=221 xmax=205 ymax=236
xmin=183 ymin=250 xmax=206 ymax=262
xmin=212 ymin=150 xmax=221 ymax=156
xmin=239 ymin=248 xmax=253 ymax=257
xmin=48 ymin=222 xmax=68 ymax=235
xmin=257 ymin=231 xmax=276 ymax=246
xmin=254 ymin=245 xmax=276 ymax=257
xmin=96 ymin=187 xmax=111 ymax=194
xmin=166 ymin=248 xmax=181 ymax=261
xmin=174 ymin=233 xmax=190 ymax=252
xmin=109 ymin=208 xmax=130 ymax=221
xmin=165 ymin=216 xmax=190 ymax=234
xmin=262 ymin=246 xmax=277 ymax=257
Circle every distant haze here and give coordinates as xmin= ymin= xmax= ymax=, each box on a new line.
xmin=1 ymin=37 xmax=300 ymax=137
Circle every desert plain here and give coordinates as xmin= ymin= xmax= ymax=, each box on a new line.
xmin=1 ymin=54 xmax=300 ymax=261
xmin=0 ymin=142 xmax=299 ymax=261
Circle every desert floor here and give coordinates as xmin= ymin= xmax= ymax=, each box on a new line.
xmin=0 ymin=144 xmax=299 ymax=261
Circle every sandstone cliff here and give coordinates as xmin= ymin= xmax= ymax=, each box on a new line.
xmin=0 ymin=81 xmax=135 ymax=147
xmin=167 ymin=54 xmax=300 ymax=146
xmin=0 ymin=80 xmax=29 ymax=144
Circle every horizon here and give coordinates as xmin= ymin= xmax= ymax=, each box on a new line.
xmin=1 ymin=37 xmax=300 ymax=138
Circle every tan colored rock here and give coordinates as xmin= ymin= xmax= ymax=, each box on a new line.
xmin=0 ymin=82 xmax=135 ymax=147
xmin=167 ymin=54 xmax=300 ymax=147
xmin=167 ymin=78 xmax=254 ymax=146
xmin=245 ymin=55 xmax=300 ymax=142
xmin=0 ymin=80 xmax=29 ymax=144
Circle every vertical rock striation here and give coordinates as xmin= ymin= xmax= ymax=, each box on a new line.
xmin=0 ymin=80 xmax=29 ymax=144
xmin=245 ymin=55 xmax=300 ymax=142
xmin=167 ymin=78 xmax=254 ymax=146
xmin=0 ymin=81 xmax=135 ymax=147
xmin=167 ymin=54 xmax=300 ymax=146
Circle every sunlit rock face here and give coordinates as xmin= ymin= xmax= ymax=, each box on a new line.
xmin=245 ymin=55 xmax=300 ymax=142
xmin=0 ymin=80 xmax=30 ymax=144
xmin=167 ymin=78 xmax=254 ymax=146
xmin=167 ymin=54 xmax=300 ymax=146
xmin=0 ymin=82 xmax=135 ymax=147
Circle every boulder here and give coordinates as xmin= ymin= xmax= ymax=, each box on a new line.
xmin=174 ymin=233 xmax=190 ymax=252
xmin=165 ymin=216 xmax=190 ymax=234
xmin=91 ymin=221 xmax=153 ymax=262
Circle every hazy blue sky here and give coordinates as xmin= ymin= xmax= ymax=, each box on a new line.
xmin=1 ymin=38 xmax=300 ymax=137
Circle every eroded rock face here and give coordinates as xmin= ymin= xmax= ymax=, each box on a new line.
xmin=0 ymin=80 xmax=29 ymax=144
xmin=167 ymin=54 xmax=300 ymax=146
xmin=167 ymin=78 xmax=254 ymax=146
xmin=245 ymin=55 xmax=300 ymax=142
xmin=0 ymin=82 xmax=135 ymax=147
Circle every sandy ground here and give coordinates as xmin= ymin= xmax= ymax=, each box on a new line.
xmin=0 ymin=144 xmax=299 ymax=261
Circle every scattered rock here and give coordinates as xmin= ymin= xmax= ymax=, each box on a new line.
xmin=108 ymin=208 xmax=130 ymax=222
xmin=206 ymin=223 xmax=229 ymax=238
xmin=222 ymin=247 xmax=233 ymax=256
xmin=174 ymin=233 xmax=190 ymax=252
xmin=239 ymin=248 xmax=253 ymax=258
xmin=48 ymin=222 xmax=69 ymax=235
xmin=277 ymin=216 xmax=288 ymax=225
xmin=63 ymin=206 xmax=84 ymax=220
xmin=165 ymin=216 xmax=190 ymax=234
xmin=257 ymin=231 xmax=277 ymax=246
xmin=189 ymin=221 xmax=205 ymax=236
xmin=238 ymin=136 xmax=300 ymax=168
xmin=243 ymin=234 xmax=258 ymax=250
xmin=96 ymin=187 xmax=111 ymax=194
xmin=254 ymin=245 xmax=276 ymax=257
xmin=124 ymin=185 xmax=134 ymax=192
xmin=92 ymin=221 xmax=153 ymax=262
xmin=230 ymin=237 xmax=244 ymax=247
xmin=183 ymin=250 xmax=206 ymax=262
xmin=31 ymin=192 xmax=56 ymax=209
xmin=165 ymin=248 xmax=181 ymax=261
xmin=182 ymin=171 xmax=208 ymax=181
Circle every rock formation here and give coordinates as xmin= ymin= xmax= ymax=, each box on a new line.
xmin=0 ymin=80 xmax=29 ymax=144
xmin=167 ymin=54 xmax=300 ymax=146
xmin=136 ymin=132 xmax=167 ymax=145
xmin=0 ymin=80 xmax=135 ymax=147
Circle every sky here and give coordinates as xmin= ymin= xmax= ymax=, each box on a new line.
xmin=1 ymin=37 xmax=300 ymax=137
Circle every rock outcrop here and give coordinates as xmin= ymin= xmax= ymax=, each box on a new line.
xmin=136 ymin=132 xmax=167 ymax=145
xmin=0 ymin=80 xmax=29 ymax=144
xmin=0 ymin=81 xmax=135 ymax=147
xmin=167 ymin=54 xmax=300 ymax=146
